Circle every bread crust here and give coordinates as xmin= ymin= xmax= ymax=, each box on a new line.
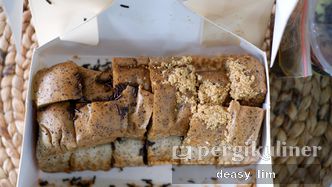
xmin=34 ymin=61 xmax=82 ymax=107
xmin=113 ymin=138 xmax=144 ymax=167
xmin=225 ymin=55 xmax=266 ymax=106
xmin=112 ymin=57 xmax=151 ymax=91
xmin=147 ymin=136 xmax=182 ymax=165
xmin=79 ymin=67 xmax=114 ymax=101
xmin=148 ymin=57 xmax=196 ymax=140
xmin=74 ymin=101 xmax=127 ymax=147
xmin=71 ymin=144 xmax=112 ymax=171
xmin=36 ymin=102 xmax=76 ymax=158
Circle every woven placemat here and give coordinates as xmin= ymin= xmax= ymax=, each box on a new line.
xmin=0 ymin=2 xmax=37 ymax=186
xmin=0 ymin=3 xmax=330 ymax=187
xmin=270 ymin=74 xmax=332 ymax=186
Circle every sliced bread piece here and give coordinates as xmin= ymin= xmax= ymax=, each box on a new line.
xmin=79 ymin=67 xmax=114 ymax=101
xmin=148 ymin=83 xmax=192 ymax=140
xmin=74 ymin=100 xmax=127 ymax=147
xmin=197 ymin=71 xmax=230 ymax=105
xmin=148 ymin=57 xmax=197 ymax=140
xmin=225 ymin=55 xmax=266 ymax=106
xmin=36 ymin=102 xmax=76 ymax=158
xmin=216 ymin=100 xmax=264 ymax=165
xmin=226 ymin=100 xmax=264 ymax=146
xmin=113 ymin=138 xmax=144 ymax=167
xmin=147 ymin=136 xmax=182 ymax=165
xmin=109 ymin=85 xmax=152 ymax=139
xmin=71 ymin=144 xmax=112 ymax=171
xmin=34 ymin=61 xmax=82 ymax=107
xmin=126 ymin=86 xmax=153 ymax=139
xmin=112 ymin=57 xmax=151 ymax=91
xmin=37 ymin=151 xmax=71 ymax=173
xmin=182 ymin=104 xmax=230 ymax=164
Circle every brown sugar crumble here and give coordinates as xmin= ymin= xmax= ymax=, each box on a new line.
xmin=158 ymin=56 xmax=192 ymax=68
xmin=160 ymin=56 xmax=197 ymax=113
xmin=226 ymin=58 xmax=258 ymax=101
xmin=224 ymin=55 xmax=267 ymax=107
xmin=193 ymin=104 xmax=231 ymax=130
xmin=198 ymin=80 xmax=230 ymax=105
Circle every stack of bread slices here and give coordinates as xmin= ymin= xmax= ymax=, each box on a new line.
xmin=33 ymin=55 xmax=266 ymax=172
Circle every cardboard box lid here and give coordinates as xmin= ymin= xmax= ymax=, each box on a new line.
xmin=35 ymin=0 xmax=267 ymax=57
xmin=182 ymin=0 xmax=275 ymax=48
xmin=2 ymin=0 xmax=298 ymax=65
xmin=1 ymin=0 xmax=113 ymax=47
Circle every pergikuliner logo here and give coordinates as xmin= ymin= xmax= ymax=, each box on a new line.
xmin=172 ymin=141 xmax=322 ymax=162
xmin=172 ymin=145 xmax=192 ymax=160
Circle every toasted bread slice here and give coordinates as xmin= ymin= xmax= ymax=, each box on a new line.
xmin=126 ymin=86 xmax=153 ymax=139
xmin=191 ymin=56 xmax=227 ymax=72
xmin=112 ymin=57 xmax=151 ymax=91
xmin=147 ymin=136 xmax=182 ymax=165
xmin=225 ymin=55 xmax=266 ymax=106
xmin=37 ymin=151 xmax=71 ymax=173
xmin=182 ymin=105 xmax=230 ymax=164
xmin=110 ymin=85 xmax=153 ymax=139
xmin=34 ymin=61 xmax=82 ymax=107
xmin=36 ymin=102 xmax=76 ymax=158
xmin=215 ymin=100 xmax=263 ymax=165
xmin=74 ymin=100 xmax=127 ymax=147
xmin=226 ymin=100 xmax=264 ymax=146
xmin=148 ymin=83 xmax=192 ymax=140
xmin=113 ymin=138 xmax=144 ymax=167
xmin=79 ymin=67 xmax=114 ymax=101
xmin=148 ymin=57 xmax=197 ymax=140
xmin=197 ymin=71 xmax=230 ymax=105
xmin=71 ymin=144 xmax=112 ymax=171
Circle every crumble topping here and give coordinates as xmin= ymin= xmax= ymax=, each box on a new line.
xmin=161 ymin=57 xmax=197 ymax=113
xmin=198 ymin=80 xmax=230 ymax=105
xmin=159 ymin=56 xmax=192 ymax=69
xmin=167 ymin=67 xmax=196 ymax=93
xmin=193 ymin=105 xmax=230 ymax=130
xmin=226 ymin=58 xmax=258 ymax=100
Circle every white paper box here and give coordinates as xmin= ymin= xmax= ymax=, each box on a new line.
xmin=2 ymin=0 xmax=295 ymax=65
xmin=18 ymin=0 xmax=272 ymax=186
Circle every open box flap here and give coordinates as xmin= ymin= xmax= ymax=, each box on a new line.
xmin=2 ymin=0 xmax=23 ymax=54
xmin=29 ymin=0 xmax=113 ymax=46
xmin=181 ymin=0 xmax=300 ymax=66
xmin=181 ymin=0 xmax=275 ymax=48
xmin=29 ymin=0 xmax=277 ymax=52
xmin=39 ymin=0 xmax=268 ymax=58
xmin=4 ymin=0 xmax=295 ymax=66
xmin=55 ymin=0 xmax=275 ymax=50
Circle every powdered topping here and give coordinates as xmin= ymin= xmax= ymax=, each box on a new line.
xmin=193 ymin=105 xmax=231 ymax=130
xmin=198 ymin=80 xmax=230 ymax=105
xmin=161 ymin=57 xmax=197 ymax=113
xmin=226 ymin=58 xmax=258 ymax=100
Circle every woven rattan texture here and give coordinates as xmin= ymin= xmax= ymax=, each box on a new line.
xmin=271 ymin=74 xmax=332 ymax=187
xmin=0 ymin=3 xmax=330 ymax=187
xmin=0 ymin=3 xmax=37 ymax=186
